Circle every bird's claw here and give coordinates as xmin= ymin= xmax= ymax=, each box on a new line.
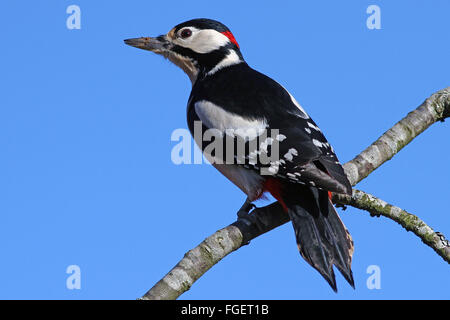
xmin=236 ymin=202 xmax=256 ymax=220
xmin=236 ymin=201 xmax=257 ymax=246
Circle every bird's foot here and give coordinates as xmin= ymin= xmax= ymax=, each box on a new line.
xmin=236 ymin=199 xmax=257 ymax=246
xmin=236 ymin=199 xmax=256 ymax=220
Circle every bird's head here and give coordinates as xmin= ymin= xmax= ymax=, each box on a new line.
xmin=124 ymin=18 xmax=243 ymax=84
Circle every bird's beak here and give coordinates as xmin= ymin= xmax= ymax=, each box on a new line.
xmin=124 ymin=36 xmax=170 ymax=53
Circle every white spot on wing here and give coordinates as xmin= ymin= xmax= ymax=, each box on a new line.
xmin=312 ymin=138 xmax=328 ymax=149
xmin=307 ymin=122 xmax=321 ymax=131
xmin=288 ymin=94 xmax=309 ymax=119
xmin=287 ymin=173 xmax=298 ymax=180
xmin=283 ymin=148 xmax=298 ymax=161
xmin=267 ymin=166 xmax=278 ymax=174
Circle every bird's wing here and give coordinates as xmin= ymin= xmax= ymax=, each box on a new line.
xmin=189 ymin=64 xmax=351 ymax=195
xmin=268 ymin=117 xmax=352 ymax=195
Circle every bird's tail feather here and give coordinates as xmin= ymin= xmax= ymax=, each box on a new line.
xmin=286 ymin=188 xmax=354 ymax=291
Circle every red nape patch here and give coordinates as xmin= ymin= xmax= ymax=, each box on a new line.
xmin=262 ymin=178 xmax=288 ymax=212
xmin=221 ymin=31 xmax=240 ymax=48
xmin=328 ymin=191 xmax=332 ymax=200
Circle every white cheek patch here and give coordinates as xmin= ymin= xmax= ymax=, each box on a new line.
xmin=173 ymin=28 xmax=230 ymax=54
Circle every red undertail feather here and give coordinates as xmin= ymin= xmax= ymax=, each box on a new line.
xmin=262 ymin=178 xmax=288 ymax=212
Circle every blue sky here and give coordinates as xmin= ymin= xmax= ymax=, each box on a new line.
xmin=1 ymin=1 xmax=449 ymax=299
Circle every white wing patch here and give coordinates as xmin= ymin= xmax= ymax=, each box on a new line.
xmin=194 ymin=100 xmax=267 ymax=140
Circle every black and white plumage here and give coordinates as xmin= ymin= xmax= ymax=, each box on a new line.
xmin=125 ymin=18 xmax=354 ymax=291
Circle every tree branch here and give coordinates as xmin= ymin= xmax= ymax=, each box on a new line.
xmin=333 ymin=190 xmax=450 ymax=263
xmin=141 ymin=87 xmax=450 ymax=300
xmin=343 ymin=87 xmax=450 ymax=185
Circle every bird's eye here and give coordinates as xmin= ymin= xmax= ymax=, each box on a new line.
xmin=180 ymin=29 xmax=192 ymax=39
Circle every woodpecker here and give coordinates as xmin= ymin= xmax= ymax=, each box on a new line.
xmin=125 ymin=18 xmax=354 ymax=291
